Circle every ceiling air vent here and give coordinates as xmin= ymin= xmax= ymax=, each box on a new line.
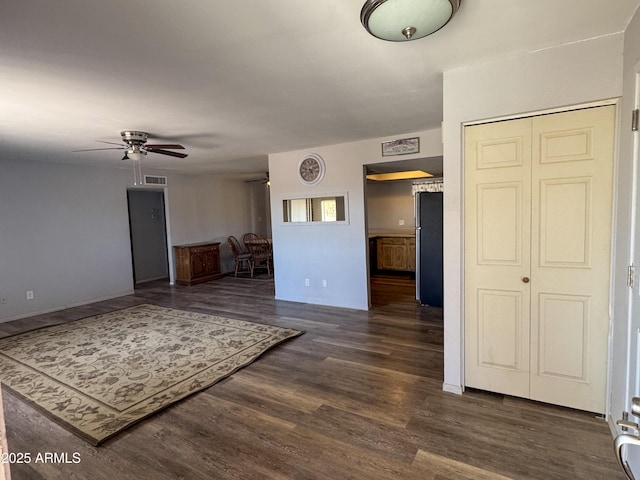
xmin=143 ymin=175 xmax=167 ymax=186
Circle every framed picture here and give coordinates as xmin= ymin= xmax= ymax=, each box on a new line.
xmin=381 ymin=137 xmax=420 ymax=156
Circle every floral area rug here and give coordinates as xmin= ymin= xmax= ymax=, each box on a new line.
xmin=0 ymin=304 xmax=302 ymax=445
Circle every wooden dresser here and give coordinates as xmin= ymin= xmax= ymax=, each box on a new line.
xmin=173 ymin=242 xmax=223 ymax=286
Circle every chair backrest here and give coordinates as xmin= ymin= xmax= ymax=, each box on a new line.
xmin=227 ymin=236 xmax=246 ymax=257
xmin=242 ymin=233 xmax=259 ymax=247
xmin=247 ymin=239 xmax=272 ymax=259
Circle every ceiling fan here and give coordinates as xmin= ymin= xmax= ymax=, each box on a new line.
xmin=73 ymin=131 xmax=188 ymax=160
xmin=245 ymin=172 xmax=269 ymax=185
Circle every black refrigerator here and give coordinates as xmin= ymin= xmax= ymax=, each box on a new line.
xmin=415 ymin=191 xmax=444 ymax=307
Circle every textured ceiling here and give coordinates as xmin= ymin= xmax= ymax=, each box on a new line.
xmin=1 ymin=0 xmax=639 ymax=178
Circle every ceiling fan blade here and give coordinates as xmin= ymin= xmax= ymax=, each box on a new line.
xmin=147 ymin=148 xmax=188 ymax=158
xmin=244 ymin=172 xmax=269 ymax=183
xmin=96 ymin=140 xmax=126 ymax=147
xmin=146 ymin=144 xmax=185 ymax=149
xmin=72 ymin=147 xmax=125 ymax=152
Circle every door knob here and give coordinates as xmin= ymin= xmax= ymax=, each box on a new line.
xmin=522 ymin=276 xmax=530 ymax=284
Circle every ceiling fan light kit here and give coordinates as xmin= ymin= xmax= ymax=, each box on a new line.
xmin=124 ymin=144 xmax=147 ymax=162
xmin=120 ymin=131 xmax=149 ymax=161
xmin=360 ymin=0 xmax=461 ymax=41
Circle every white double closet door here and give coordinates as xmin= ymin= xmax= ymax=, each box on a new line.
xmin=464 ymin=105 xmax=615 ymax=413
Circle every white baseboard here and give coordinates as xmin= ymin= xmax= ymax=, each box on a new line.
xmin=608 ymin=414 xmax=619 ymax=437
xmin=442 ymin=382 xmax=464 ymax=395
xmin=0 ymin=290 xmax=135 ymax=324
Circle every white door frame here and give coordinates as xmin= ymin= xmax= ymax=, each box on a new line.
xmin=609 ymin=63 xmax=640 ymax=475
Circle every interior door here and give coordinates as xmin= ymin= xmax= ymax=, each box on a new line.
xmin=529 ymin=106 xmax=615 ymax=413
xmin=127 ymin=189 xmax=169 ymax=284
xmin=465 ymin=106 xmax=615 ymax=413
xmin=464 ymin=117 xmax=532 ymax=398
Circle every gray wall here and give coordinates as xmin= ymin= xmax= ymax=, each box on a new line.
xmin=247 ymin=181 xmax=272 ymax=238
xmin=0 ymin=158 xmax=260 ymax=322
xmin=162 ymin=172 xmax=266 ymax=274
xmin=366 ymin=179 xmax=415 ymax=234
xmin=0 ymin=159 xmax=134 ymax=321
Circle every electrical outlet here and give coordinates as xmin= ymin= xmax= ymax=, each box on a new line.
xmin=26 ymin=290 xmax=34 ymax=300
xmin=399 ymin=219 xmax=405 ymax=226
xmin=305 ymin=278 xmax=310 ymax=287
xmin=322 ymin=280 xmax=327 ymax=287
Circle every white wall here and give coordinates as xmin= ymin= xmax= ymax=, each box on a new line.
xmin=269 ymin=128 xmax=442 ymax=310
xmin=442 ymin=34 xmax=625 ymax=393
xmin=0 ymin=158 xmax=257 ymax=322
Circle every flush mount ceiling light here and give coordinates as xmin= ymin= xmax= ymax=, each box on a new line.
xmin=361 ymin=0 xmax=461 ymax=41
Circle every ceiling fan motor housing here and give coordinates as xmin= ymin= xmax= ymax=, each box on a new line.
xmin=121 ymin=131 xmax=148 ymax=146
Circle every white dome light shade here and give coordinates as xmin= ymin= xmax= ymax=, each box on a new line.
xmin=126 ymin=146 xmax=147 ymax=162
xmin=361 ymin=0 xmax=461 ymax=42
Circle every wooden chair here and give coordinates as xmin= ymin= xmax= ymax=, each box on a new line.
xmin=227 ymin=236 xmax=253 ymax=277
xmin=246 ymin=238 xmax=273 ymax=276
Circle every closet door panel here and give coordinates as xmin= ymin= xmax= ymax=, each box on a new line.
xmin=530 ymin=106 xmax=615 ymax=413
xmin=464 ymin=118 xmax=532 ymax=397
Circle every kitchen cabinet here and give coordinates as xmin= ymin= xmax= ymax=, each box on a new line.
xmin=173 ymin=242 xmax=223 ymax=286
xmin=375 ymin=236 xmax=415 ymax=272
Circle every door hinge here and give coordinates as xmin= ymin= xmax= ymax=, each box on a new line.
xmin=629 ymin=264 xmax=636 ymax=289
xmin=633 ymin=109 xmax=639 ymax=132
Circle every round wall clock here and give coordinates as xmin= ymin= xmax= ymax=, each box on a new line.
xmin=297 ymin=153 xmax=325 ymax=185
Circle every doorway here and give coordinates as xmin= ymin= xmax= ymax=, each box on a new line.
xmin=364 ymin=157 xmax=443 ymax=306
xmin=127 ymin=188 xmax=170 ymax=285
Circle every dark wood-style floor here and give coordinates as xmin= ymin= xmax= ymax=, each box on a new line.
xmin=0 ymin=275 xmax=624 ymax=479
